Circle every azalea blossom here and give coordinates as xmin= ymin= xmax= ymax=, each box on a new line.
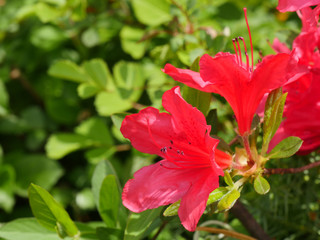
xmin=277 ymin=0 xmax=320 ymax=12
xmin=163 ymin=9 xmax=303 ymax=136
xmin=120 ymin=87 xmax=232 ymax=231
xmin=269 ymin=76 xmax=320 ymax=154
xmin=269 ymin=7 xmax=320 ymax=154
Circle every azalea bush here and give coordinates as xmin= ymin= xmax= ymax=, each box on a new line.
xmin=0 ymin=0 xmax=319 ymax=240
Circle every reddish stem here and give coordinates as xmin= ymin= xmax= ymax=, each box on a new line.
xmin=264 ymin=161 xmax=320 ymax=175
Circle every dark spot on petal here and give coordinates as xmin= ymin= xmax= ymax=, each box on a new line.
xmin=170 ymin=140 xmax=173 ymax=144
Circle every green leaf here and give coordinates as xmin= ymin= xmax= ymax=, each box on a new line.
xmin=75 ymin=117 xmax=114 ymax=146
xmin=81 ymin=28 xmax=100 ymax=48
xmin=124 ymin=208 xmax=162 ymax=240
xmin=113 ymin=61 xmax=145 ymax=90
xmin=45 ymin=133 xmax=91 ymax=160
xmin=77 ymin=83 xmax=100 ymax=99
xmin=30 ymin=25 xmax=67 ymax=50
xmin=94 ymin=91 xmax=133 ymax=116
xmin=6 ymin=154 xmax=63 ymax=197
xmin=96 ymin=227 xmax=123 ymax=240
xmin=120 ymin=26 xmax=146 ymax=59
xmin=262 ymin=88 xmax=287 ymax=153
xmin=217 ymin=189 xmax=240 ymax=211
xmin=0 ymin=165 xmax=15 ymax=212
xmin=163 ymin=187 xmax=228 ymax=217
xmin=91 ymin=160 xmax=121 ymax=209
xmin=48 ymin=60 xmax=89 ymax=83
xmin=94 ymin=61 xmax=146 ymax=116
xmin=82 ymin=59 xmax=113 ymax=90
xmin=182 ymin=57 xmax=211 ymax=115
xmin=0 ymin=218 xmax=62 ymax=240
xmin=85 ymin=147 xmax=117 ymax=165
xmin=163 ymin=200 xmax=180 ymax=217
xmin=35 ymin=2 xmax=61 ymax=23
xmin=28 ymin=184 xmax=79 ymax=237
xmin=207 ymin=187 xmax=229 ymax=206
xmin=254 ymin=175 xmax=270 ymax=195
xmin=267 ymin=136 xmax=303 ymax=159
xmin=182 ymin=86 xmax=211 ymax=116
xmin=45 ymin=97 xmax=80 ymax=125
xmin=99 ymin=175 xmax=120 ymax=228
xmin=131 ymin=0 xmax=172 ymax=26
xmin=110 ymin=113 xmax=127 ymax=131
xmin=0 ymin=218 xmax=99 ymax=240
xmin=75 ymin=188 xmax=95 ymax=210
xmin=0 ymin=80 xmax=9 ymax=116
xmin=206 ymin=109 xmax=218 ymax=135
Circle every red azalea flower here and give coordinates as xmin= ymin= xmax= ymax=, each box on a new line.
xmin=120 ymin=86 xmax=231 ymax=231
xmin=277 ymin=0 xmax=320 ymax=12
xmin=270 ymin=76 xmax=320 ymax=154
xmin=164 ymin=9 xmax=303 ymax=136
xmin=269 ymin=8 xmax=320 ymax=154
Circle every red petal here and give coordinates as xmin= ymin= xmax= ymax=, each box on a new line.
xmin=199 ymin=53 xmax=251 ymax=135
xmin=178 ymin=171 xmax=219 ymax=231
xmin=120 ymin=107 xmax=174 ymax=157
xmin=272 ymin=38 xmax=291 ymax=54
xmin=162 ymin=87 xmax=209 ymax=146
xmin=162 ymin=64 xmax=214 ymax=92
xmin=122 ymin=160 xmax=191 ymax=212
xmin=277 ymin=0 xmax=320 ymax=12
xmin=122 ymin=160 xmax=217 ymax=215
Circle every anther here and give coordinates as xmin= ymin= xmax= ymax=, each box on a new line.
xmin=232 ymin=39 xmax=239 ymax=64
xmin=236 ymin=38 xmax=243 ymax=65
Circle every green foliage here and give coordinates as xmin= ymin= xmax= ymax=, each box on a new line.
xmin=28 ymin=184 xmax=80 ymax=238
xmin=182 ymin=57 xmax=212 ymax=115
xmin=262 ymin=88 xmax=288 ymax=154
xmin=124 ymin=208 xmax=162 ymax=240
xmin=0 ymin=0 xmax=319 ymax=239
xmin=267 ymin=136 xmax=303 ymax=159
xmin=254 ymin=175 xmax=270 ymax=195
xmin=0 ymin=218 xmax=63 ymax=240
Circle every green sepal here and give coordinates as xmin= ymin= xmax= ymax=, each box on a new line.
xmin=267 ymin=136 xmax=303 ymax=159
xmin=224 ymin=171 xmax=234 ymax=187
xmin=217 ymin=188 xmax=240 ymax=211
xmin=163 ymin=200 xmax=181 ymax=217
xmin=163 ymin=187 xmax=228 ymax=217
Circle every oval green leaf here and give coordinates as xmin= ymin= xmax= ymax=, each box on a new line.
xmin=267 ymin=136 xmax=303 ymax=159
xmin=28 ymin=184 xmax=79 ymax=238
xmin=254 ymin=175 xmax=270 ymax=195
xmin=99 ymin=175 xmax=120 ymax=228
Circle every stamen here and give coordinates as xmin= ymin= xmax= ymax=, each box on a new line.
xmin=232 ymin=39 xmax=239 ymax=64
xmin=239 ymin=37 xmax=249 ymax=71
xmin=244 ymin=8 xmax=254 ymax=71
xmin=236 ymin=38 xmax=242 ymax=65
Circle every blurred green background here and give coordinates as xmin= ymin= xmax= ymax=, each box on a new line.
xmin=0 ymin=0 xmax=319 ymax=239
